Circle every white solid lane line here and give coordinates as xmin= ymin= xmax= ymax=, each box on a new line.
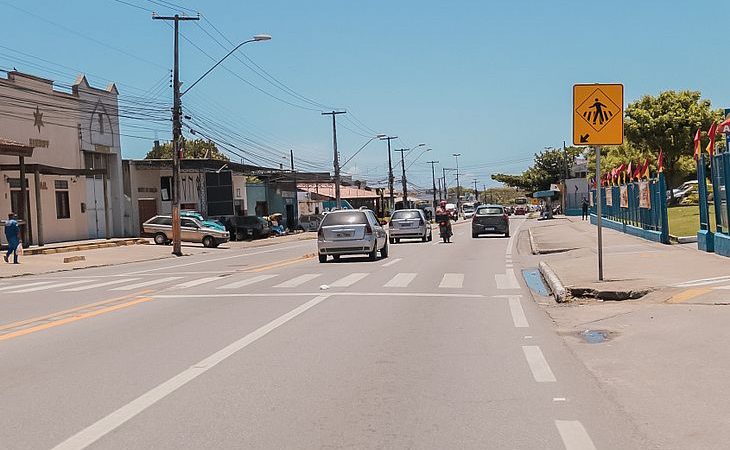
xmin=110 ymin=277 xmax=183 ymax=291
xmin=51 ymin=294 xmax=332 ymax=450
xmin=508 ymin=296 xmax=529 ymax=328
xmin=329 ymin=273 xmax=369 ymax=288
xmin=495 ymin=269 xmax=520 ymax=290
xmin=555 ymin=420 xmax=597 ymax=450
xmin=522 ymin=345 xmax=557 ymax=382
xmin=673 ymin=275 xmax=730 ymax=288
xmin=274 ymin=274 xmax=322 ymax=288
xmin=0 ymin=281 xmax=54 ymax=291
xmin=439 ymin=273 xmax=464 ymax=289
xmin=11 ymin=280 xmax=94 ymax=293
xmin=381 ymin=258 xmax=402 ymax=267
xmin=170 ymin=277 xmax=227 ymax=289
xmin=217 ymin=274 xmax=278 ymax=289
xmin=384 ymin=273 xmax=418 ymax=288
xmin=61 ymin=279 xmax=141 ymax=292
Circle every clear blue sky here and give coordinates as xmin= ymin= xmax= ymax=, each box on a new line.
xmin=0 ymin=0 xmax=727 ymax=189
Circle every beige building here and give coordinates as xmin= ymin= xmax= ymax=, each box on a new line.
xmin=0 ymin=71 xmax=125 ymax=245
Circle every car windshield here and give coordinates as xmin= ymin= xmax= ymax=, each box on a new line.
xmin=477 ymin=207 xmax=503 ymax=215
xmin=463 ymin=205 xmax=475 ymax=212
xmin=321 ymin=211 xmax=368 ymax=226
xmin=391 ymin=211 xmax=420 ymax=220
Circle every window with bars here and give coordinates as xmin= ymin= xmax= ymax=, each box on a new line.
xmin=55 ymin=180 xmax=70 ymax=219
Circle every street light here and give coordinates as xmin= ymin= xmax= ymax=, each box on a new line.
xmin=407 ymin=147 xmax=431 ymax=169
xmin=341 ymin=134 xmax=386 ymax=168
xmin=452 ymin=153 xmax=461 ymax=211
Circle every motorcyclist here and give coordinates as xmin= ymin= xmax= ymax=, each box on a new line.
xmin=435 ymin=201 xmax=453 ymax=237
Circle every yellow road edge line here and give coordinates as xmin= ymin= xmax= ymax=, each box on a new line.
xmin=667 ymin=288 xmax=711 ymax=304
xmin=244 ymin=253 xmax=316 ymax=273
xmin=0 ymin=297 xmax=153 ymax=342
xmin=0 ymin=290 xmax=154 ymax=332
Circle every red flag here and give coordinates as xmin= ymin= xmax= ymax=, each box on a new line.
xmin=657 ymin=148 xmax=664 ymax=173
xmin=693 ymin=127 xmax=701 ymax=160
xmin=633 ymin=162 xmax=641 ymax=181
xmin=626 ymin=161 xmax=633 ymax=181
xmin=706 ymin=122 xmax=718 ymax=157
xmin=641 ymin=158 xmax=650 ymax=179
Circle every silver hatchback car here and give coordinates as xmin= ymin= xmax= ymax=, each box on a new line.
xmin=388 ymin=209 xmax=432 ymax=243
xmin=143 ymin=215 xmax=230 ymax=248
xmin=317 ymin=209 xmax=388 ymax=262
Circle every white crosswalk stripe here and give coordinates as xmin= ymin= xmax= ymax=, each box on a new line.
xmin=329 ymin=273 xmax=369 ymax=287
xmin=171 ymin=276 xmax=226 ymax=289
xmin=11 ymin=279 xmax=94 ymax=293
xmin=438 ymin=273 xmax=464 ymax=289
xmin=0 ymin=281 xmax=54 ymax=292
xmin=110 ymin=277 xmax=183 ymax=291
xmin=274 ymin=274 xmax=322 ymax=288
xmin=217 ymin=275 xmax=278 ymax=289
xmin=61 ymin=278 xmax=141 ymax=292
xmin=384 ymin=273 xmax=417 ymax=288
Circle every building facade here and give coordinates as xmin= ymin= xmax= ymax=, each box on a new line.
xmin=0 ymin=71 xmax=125 ymax=245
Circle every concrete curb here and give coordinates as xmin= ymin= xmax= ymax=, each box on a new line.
xmin=528 ymin=229 xmax=538 ymax=255
xmin=538 ymin=261 xmax=568 ymax=303
xmin=24 ymin=238 xmax=148 ymax=256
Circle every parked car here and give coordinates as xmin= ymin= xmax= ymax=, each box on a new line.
xmin=143 ymin=215 xmax=230 ymax=248
xmin=218 ymin=215 xmax=272 ymax=241
xmin=317 ymin=209 xmax=388 ymax=262
xmin=472 ymin=205 xmax=510 ymax=238
xmin=298 ymin=214 xmax=324 ymax=232
xmin=180 ymin=210 xmax=226 ymax=231
xmin=388 ymin=209 xmax=432 ymax=243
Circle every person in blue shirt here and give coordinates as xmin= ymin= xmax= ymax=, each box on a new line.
xmin=4 ymin=212 xmax=20 ymax=264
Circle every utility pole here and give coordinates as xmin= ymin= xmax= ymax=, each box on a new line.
xmin=473 ymin=179 xmax=478 ymax=201
xmin=483 ymin=184 xmax=487 ymax=203
xmin=290 ymin=149 xmax=295 ymax=172
xmin=322 ymin=111 xmax=346 ymax=209
xmin=395 ymin=149 xmax=409 ymax=209
xmin=442 ymin=168 xmax=448 ymax=200
xmin=437 ymin=177 xmax=443 ymax=201
xmin=154 ymin=13 xmax=199 ymax=257
xmin=453 ymin=153 xmax=461 ymax=210
xmin=427 ymin=160 xmax=439 ymax=210
xmin=380 ymin=136 xmax=398 ymax=213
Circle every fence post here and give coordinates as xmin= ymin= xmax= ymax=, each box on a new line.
xmin=711 ymin=155 xmax=723 ymax=234
xmin=658 ymin=172 xmax=669 ymax=244
xmin=697 ymin=155 xmax=714 ymax=251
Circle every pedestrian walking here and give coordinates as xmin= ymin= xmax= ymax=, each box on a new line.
xmin=581 ymin=197 xmax=589 ymax=221
xmin=4 ymin=212 xmax=20 ymax=264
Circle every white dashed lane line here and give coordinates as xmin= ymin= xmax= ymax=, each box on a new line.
xmin=555 ymin=420 xmax=597 ymax=450
xmin=522 ymin=345 xmax=556 ymax=382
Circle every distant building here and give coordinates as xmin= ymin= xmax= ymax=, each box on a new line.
xmin=0 ymin=71 xmax=125 ymax=245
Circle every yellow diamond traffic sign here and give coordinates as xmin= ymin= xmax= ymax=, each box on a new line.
xmin=573 ymin=83 xmax=623 ymax=146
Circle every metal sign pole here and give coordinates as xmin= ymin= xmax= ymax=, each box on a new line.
xmin=595 ymin=145 xmax=604 ymax=281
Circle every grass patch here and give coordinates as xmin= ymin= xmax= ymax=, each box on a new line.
xmin=668 ymin=205 xmax=715 ymax=237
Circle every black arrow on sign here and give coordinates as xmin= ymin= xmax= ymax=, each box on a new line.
xmin=580 ymin=134 xmax=590 ymax=143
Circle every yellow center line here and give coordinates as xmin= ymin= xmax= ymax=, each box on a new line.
xmin=243 ymin=253 xmax=316 ymax=273
xmin=0 ymin=290 xmax=154 ymax=332
xmin=667 ymin=288 xmax=711 ymax=304
xmin=0 ymin=297 xmax=153 ymax=342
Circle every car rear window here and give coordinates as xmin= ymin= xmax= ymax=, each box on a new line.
xmin=476 ymin=207 xmax=503 ymax=215
xmin=391 ymin=210 xmax=420 ymax=220
xmin=321 ymin=211 xmax=368 ymax=226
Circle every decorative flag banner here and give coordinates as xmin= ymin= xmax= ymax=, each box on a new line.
xmin=626 ymin=161 xmax=633 ymax=182
xmin=620 ymin=184 xmax=629 ymax=208
xmin=605 ymin=185 xmax=613 ymax=206
xmin=633 ymin=162 xmax=642 ymax=181
xmin=639 ymin=180 xmax=651 ymax=209
xmin=641 ymin=158 xmax=650 ymax=179
xmin=693 ymin=128 xmax=702 ymax=160
xmin=706 ymin=122 xmax=717 ymax=157
xmin=658 ymin=148 xmax=664 ymax=173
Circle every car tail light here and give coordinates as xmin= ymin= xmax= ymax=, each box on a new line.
xmin=365 ymin=224 xmax=373 ymax=235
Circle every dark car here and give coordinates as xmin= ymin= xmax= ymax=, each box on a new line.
xmin=218 ymin=215 xmax=272 ymax=241
xmin=472 ymin=205 xmax=510 ymax=238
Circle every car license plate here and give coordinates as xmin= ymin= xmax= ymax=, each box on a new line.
xmin=402 ymin=222 xmax=413 ymax=227
xmin=336 ymin=232 xmax=352 ymax=238
xmin=485 ymin=227 xmax=495 ymax=231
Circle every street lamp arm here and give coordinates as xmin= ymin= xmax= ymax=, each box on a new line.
xmin=341 ymin=135 xmax=384 ymax=169
xmin=181 ymin=37 xmax=266 ymax=96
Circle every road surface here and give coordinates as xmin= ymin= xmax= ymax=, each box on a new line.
xmin=0 ymin=218 xmax=646 ymax=449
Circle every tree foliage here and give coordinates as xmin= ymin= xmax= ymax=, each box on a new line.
xmin=624 ymin=90 xmax=723 ymax=188
xmin=491 ymin=146 xmax=584 ymax=192
xmin=144 ymin=139 xmax=229 ymax=161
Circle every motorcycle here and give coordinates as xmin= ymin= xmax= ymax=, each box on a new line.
xmin=439 ymin=220 xmax=452 ymax=243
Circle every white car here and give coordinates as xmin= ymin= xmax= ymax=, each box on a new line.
xmin=317 ymin=209 xmax=388 ymax=262
xmin=388 ymin=209 xmax=432 ymax=243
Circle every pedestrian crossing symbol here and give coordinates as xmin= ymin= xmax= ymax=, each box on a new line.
xmin=573 ymin=83 xmax=623 ymax=146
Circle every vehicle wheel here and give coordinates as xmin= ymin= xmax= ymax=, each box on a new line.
xmin=202 ymin=236 xmax=214 ymax=248
xmin=368 ymin=246 xmax=378 ymax=261
xmin=389 ymin=238 xmax=395 ymax=244
xmin=428 ymin=232 xmax=432 ymax=242
xmin=395 ymin=238 xmax=400 ymax=244
xmin=153 ymin=233 xmax=168 ymax=245
xmin=422 ymin=235 xmax=427 ymax=242
xmin=505 ymin=232 xmax=510 ymax=238
xmin=380 ymin=242 xmax=389 ymax=258
xmin=333 ymin=255 xmax=341 ymax=261
xmin=318 ymin=254 xmax=327 ymax=263
xmin=235 ymin=230 xmax=246 ymax=241
xmin=472 ymin=232 xmax=478 ymax=238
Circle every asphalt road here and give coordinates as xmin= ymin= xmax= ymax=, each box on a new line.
xmin=0 ymin=217 xmax=647 ymax=449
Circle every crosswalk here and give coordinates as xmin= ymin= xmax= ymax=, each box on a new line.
xmin=0 ymin=271 xmax=478 ymax=295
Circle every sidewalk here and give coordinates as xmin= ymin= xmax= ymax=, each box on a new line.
xmin=0 ymin=232 xmax=316 ymax=278
xmin=528 ymin=216 xmax=729 ymax=301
